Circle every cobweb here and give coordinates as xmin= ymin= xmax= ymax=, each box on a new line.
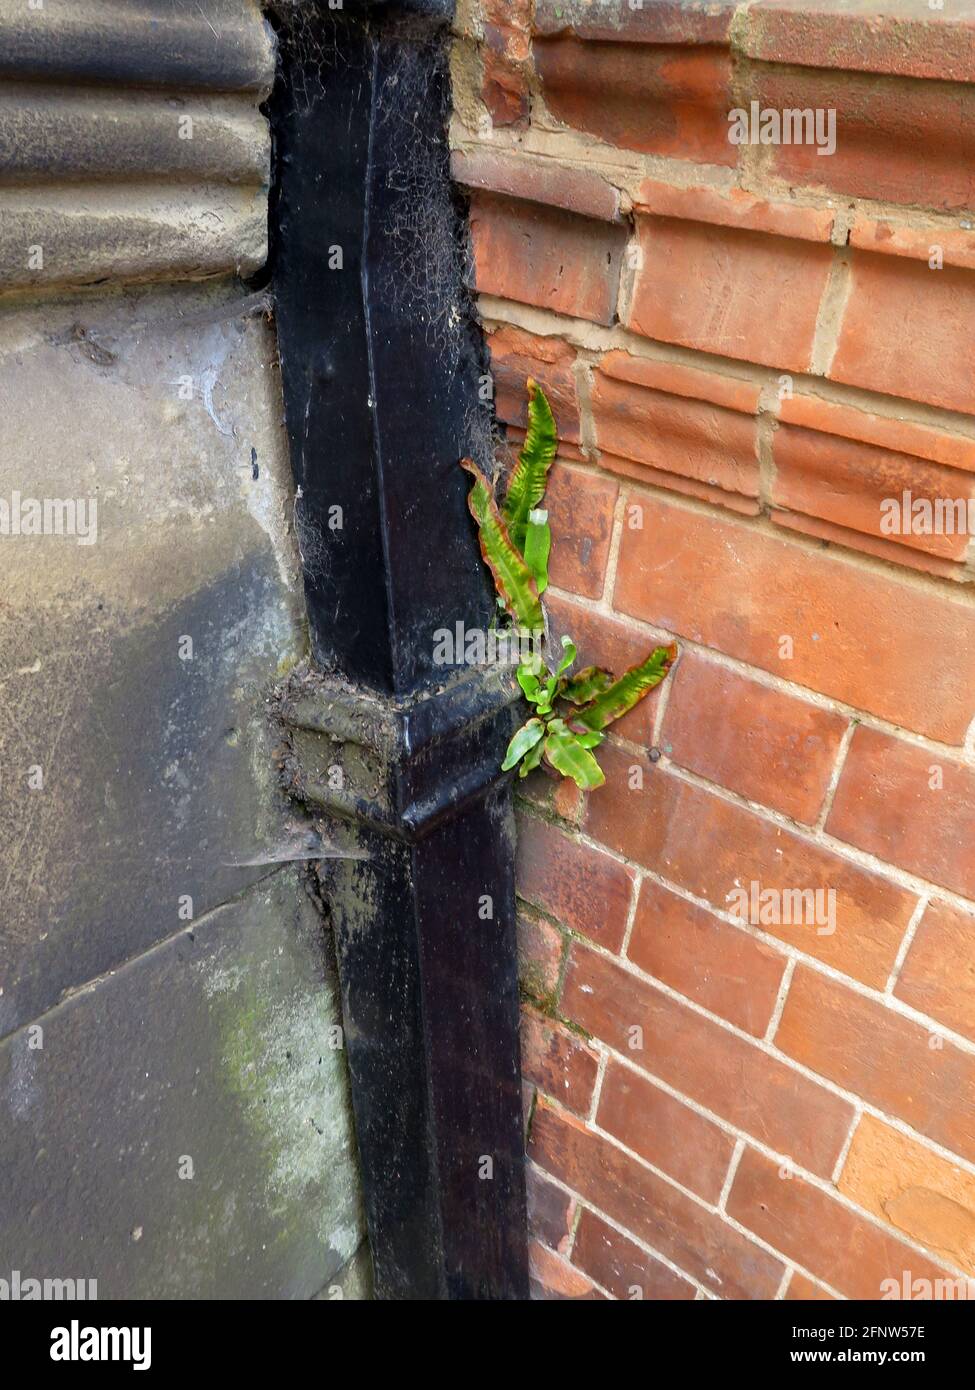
xmin=268 ymin=1 xmax=502 ymax=479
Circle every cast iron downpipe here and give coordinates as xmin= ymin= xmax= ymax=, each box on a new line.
xmin=267 ymin=0 xmax=530 ymax=1299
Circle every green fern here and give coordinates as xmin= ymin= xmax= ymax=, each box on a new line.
xmin=462 ymin=380 xmax=679 ymax=791
xmin=502 ymin=378 xmax=557 ymax=554
xmin=576 ymin=646 xmax=678 ymax=731
xmin=460 ymin=457 xmax=543 ymax=634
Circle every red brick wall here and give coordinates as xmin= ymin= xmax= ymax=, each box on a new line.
xmin=452 ymin=1 xmax=975 ymax=1301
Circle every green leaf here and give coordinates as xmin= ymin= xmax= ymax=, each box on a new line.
xmin=460 ymin=458 xmax=544 ymax=633
xmin=519 ymin=738 xmax=545 ymax=778
xmin=556 ymin=634 xmax=576 ymax=676
xmin=502 ymin=718 xmax=545 ymax=772
xmin=523 ymin=509 xmax=551 ymax=594
xmin=572 ymin=727 xmax=605 ymax=751
xmin=543 ymin=725 xmax=606 ymax=790
xmin=577 ymin=643 xmax=678 ymax=731
xmin=516 ymin=663 xmax=542 ymax=704
xmin=562 ymin=666 xmax=613 ymax=705
xmin=535 ymin=674 xmax=558 ymax=716
xmin=502 ymin=379 xmax=557 ymax=553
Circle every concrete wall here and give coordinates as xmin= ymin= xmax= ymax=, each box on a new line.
xmin=0 ymin=0 xmax=366 ymax=1300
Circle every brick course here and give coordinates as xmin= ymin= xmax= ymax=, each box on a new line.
xmin=453 ymin=0 xmax=975 ymax=1300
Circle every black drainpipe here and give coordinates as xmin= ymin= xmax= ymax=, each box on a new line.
xmin=265 ymin=0 xmax=529 ymax=1300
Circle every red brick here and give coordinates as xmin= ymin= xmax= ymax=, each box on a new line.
xmin=481 ymin=50 xmax=528 ymax=127
xmin=591 ymin=352 xmax=760 ymax=504
xmin=728 ymin=1146 xmax=950 ymax=1301
xmin=517 ymin=907 xmax=564 ymax=1003
xmin=896 ymin=900 xmax=975 ymax=1044
xmin=827 ymin=726 xmax=975 ymax=900
xmin=598 ymin=349 xmax=763 ymax=415
xmin=553 ymin=776 xmax=585 ymax=823
xmin=562 ymin=942 xmax=854 ymax=1177
xmin=778 ymin=392 xmax=975 ymax=475
xmin=521 ymin=1007 xmax=600 ymax=1117
xmin=614 ymin=493 xmax=975 ymax=743
xmin=831 ymin=251 xmax=975 ymax=414
xmin=635 ymin=180 xmax=834 ymax=243
xmin=468 ymin=190 xmax=626 ymax=325
xmin=851 ymin=216 xmax=975 ymax=274
xmin=517 ymin=761 xmax=585 ymax=826
xmin=776 ymin=965 xmax=975 ymax=1164
xmin=661 ymin=652 xmax=848 ymax=824
xmin=628 ymin=877 xmax=786 ymax=1037
xmin=529 ymin=1239 xmax=605 ymax=1299
xmin=753 ymin=65 xmax=975 ymax=213
xmin=627 ymin=213 xmax=833 ymax=371
xmin=772 ymin=422 xmax=974 ymax=563
xmin=545 ymin=463 xmax=618 ymax=600
xmin=530 ymin=1099 xmax=785 ymax=1299
xmin=770 ymin=509 xmax=967 ymax=582
xmin=744 ymin=0 xmax=975 ymax=82
xmin=572 ymin=1209 xmax=696 ymax=1301
xmin=484 ymin=0 xmax=531 ymax=60
xmin=516 ymin=814 xmax=636 ymax=953
xmin=585 ymin=744 xmax=917 ymax=989
xmin=839 ymin=1115 xmax=975 ymax=1277
xmin=598 ymin=451 xmax=763 ymax=518
xmin=487 ymin=324 xmax=581 ymax=446
xmin=785 ymin=1272 xmax=836 ymax=1301
xmin=544 ymin=591 xmax=670 ymax=745
xmin=526 ymin=1161 xmax=576 ymax=1253
xmin=535 ymin=0 xmax=738 ymax=44
xmin=534 ymin=37 xmax=736 ymax=166
xmin=452 ymin=148 xmax=620 ymax=222
xmin=597 ymin=1056 xmax=737 ymax=1201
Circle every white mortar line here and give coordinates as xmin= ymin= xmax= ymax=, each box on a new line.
xmin=565 ymin=836 xmax=975 ymax=1062
xmin=552 ymin=919 xmax=975 ymax=1181
xmin=545 ymin=581 xmax=973 ymax=767
xmin=588 ymin=1046 xmax=609 ymax=1127
xmin=620 ymin=868 xmax=643 ymax=958
xmin=476 ymin=295 xmax=975 ymax=450
xmin=651 ymin=653 xmax=675 ymax=746
xmin=886 ymin=896 xmax=929 ymax=997
xmin=831 ymin=1106 xmax=863 ymax=1186
xmin=718 ymin=1138 xmax=746 ymax=1214
xmin=543 ymin=1082 xmax=973 ymax=1286
xmin=596 ymin=1111 xmax=967 ymax=1287
xmin=531 ymin=1168 xmax=716 ymax=1300
xmin=599 ymin=485 xmax=627 ymax=607
xmin=815 ymin=718 xmax=856 ymax=833
xmin=546 ymin=584 xmax=975 ymax=767
xmin=764 ymin=957 xmax=796 ymax=1045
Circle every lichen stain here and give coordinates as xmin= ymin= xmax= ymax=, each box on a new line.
xmin=198 ymin=909 xmax=364 ymax=1264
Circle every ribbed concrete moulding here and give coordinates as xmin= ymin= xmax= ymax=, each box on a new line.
xmin=0 ymin=0 xmax=275 ymax=293
xmin=0 ymin=0 xmax=276 ymax=90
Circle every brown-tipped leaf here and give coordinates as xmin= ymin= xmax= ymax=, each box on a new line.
xmin=460 ymin=457 xmax=544 ymax=633
xmin=576 ymin=643 xmax=678 ymax=731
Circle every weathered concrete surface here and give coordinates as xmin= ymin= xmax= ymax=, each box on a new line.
xmin=0 ymin=84 xmax=270 ymax=185
xmin=0 ymin=866 xmax=365 ymax=1299
xmin=0 ymin=0 xmax=274 ymax=291
xmin=0 ymin=280 xmax=309 ymax=1036
xmin=0 ymin=184 xmax=270 ymax=292
xmin=0 ymin=0 xmax=366 ymax=1305
xmin=0 ymin=0 xmax=275 ymax=93
xmin=0 ymin=276 xmax=368 ymax=1299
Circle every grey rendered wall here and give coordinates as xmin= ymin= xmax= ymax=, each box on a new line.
xmin=0 ymin=0 xmax=366 ymax=1299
